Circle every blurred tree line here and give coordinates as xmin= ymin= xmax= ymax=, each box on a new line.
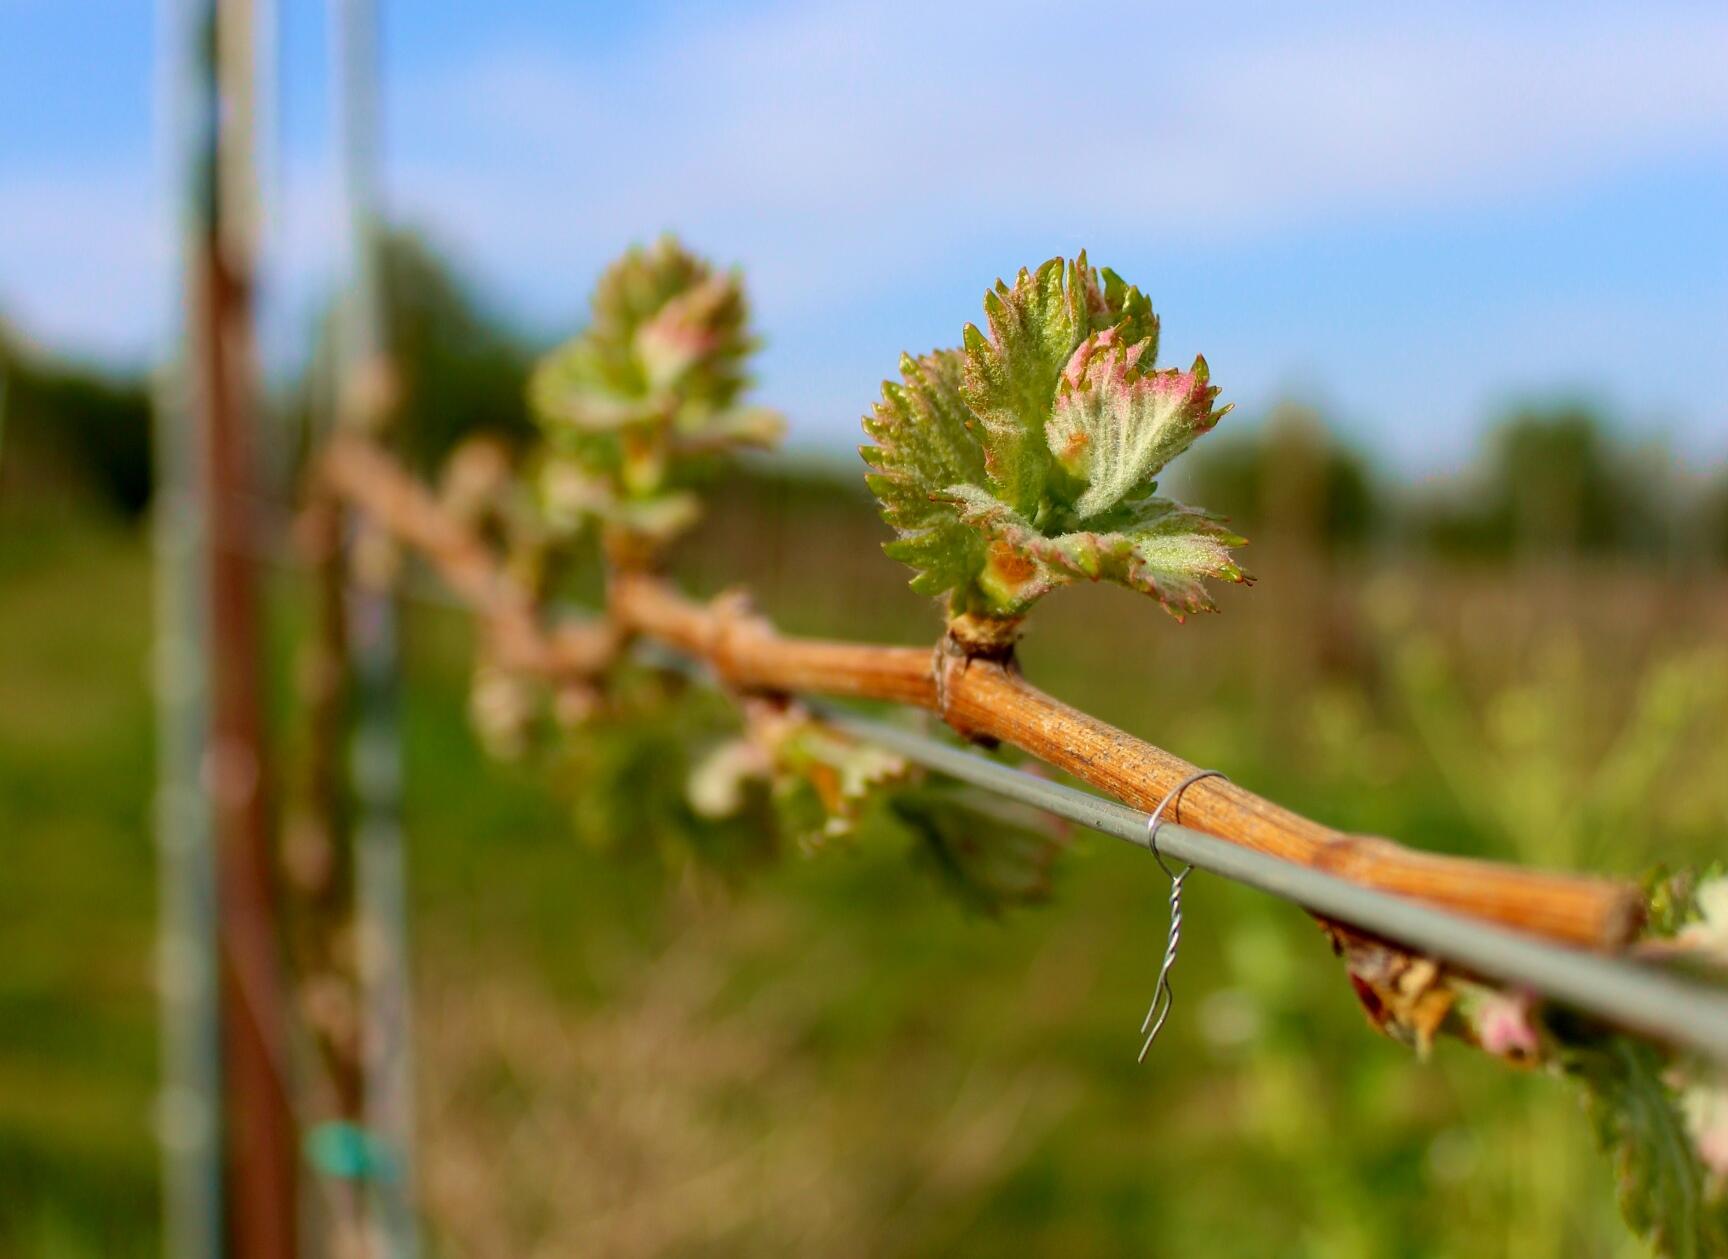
xmin=0 ymin=319 xmax=155 ymax=515
xmin=293 ymin=233 xmax=534 ymax=474
xmin=3 ymin=232 xmax=1726 ymax=565
xmin=0 ymin=232 xmax=532 ymax=520
xmin=1183 ymin=400 xmax=1727 ymax=563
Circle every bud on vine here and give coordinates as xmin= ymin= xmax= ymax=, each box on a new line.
xmin=861 ymin=255 xmax=1249 ymax=642
xmin=528 ymin=236 xmax=784 ymax=565
xmin=698 ymin=697 xmax=913 ymax=848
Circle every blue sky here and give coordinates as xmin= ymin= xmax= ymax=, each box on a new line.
xmin=3 ymin=0 xmax=1726 ymax=472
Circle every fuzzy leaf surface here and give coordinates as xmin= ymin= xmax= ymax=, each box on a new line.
xmin=946 ymin=485 xmax=1248 ymax=618
xmin=861 ymin=349 xmax=989 ymax=604
xmin=1046 ymin=335 xmax=1229 ymax=518
xmin=960 ymin=258 xmax=1088 ymax=513
xmin=862 ymin=253 xmax=1245 ymax=623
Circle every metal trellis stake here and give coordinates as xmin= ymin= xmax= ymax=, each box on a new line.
xmin=332 ymin=1 xmax=422 ymax=1252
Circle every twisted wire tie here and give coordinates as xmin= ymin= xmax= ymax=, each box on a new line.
xmin=1139 ymin=768 xmax=1230 ymax=1062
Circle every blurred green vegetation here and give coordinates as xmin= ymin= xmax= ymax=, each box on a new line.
xmin=3 ymin=239 xmax=1727 ymax=1254
xmin=0 ymin=331 xmax=154 ymax=518
xmin=4 ymin=470 xmax=1727 ymax=1255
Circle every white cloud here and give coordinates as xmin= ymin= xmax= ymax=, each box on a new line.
xmin=4 ymin=0 xmax=1725 ymax=472
xmin=383 ymin=0 xmax=1728 ymax=321
xmin=357 ymin=0 xmax=1728 ymax=463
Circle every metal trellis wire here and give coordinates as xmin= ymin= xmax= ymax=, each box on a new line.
xmin=806 ymin=702 xmax=1728 ymax=1066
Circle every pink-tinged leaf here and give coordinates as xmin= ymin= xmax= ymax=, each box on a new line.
xmin=589 ymin=235 xmax=711 ymax=341
xmin=634 ymin=272 xmax=748 ymax=394
xmin=859 ymin=254 xmax=1244 ymax=626
xmin=525 ymin=236 xmax=779 ymax=554
xmin=945 ymin=485 xmax=1249 ymax=619
xmin=958 ymin=260 xmax=1080 ymax=514
xmin=957 ymin=254 xmax=1151 ymax=516
xmin=1047 ymin=334 xmax=1231 ymax=519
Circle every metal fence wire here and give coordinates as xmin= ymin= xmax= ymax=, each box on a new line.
xmin=809 ymin=702 xmax=1728 ymax=1066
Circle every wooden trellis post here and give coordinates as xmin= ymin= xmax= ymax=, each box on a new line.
xmin=155 ymin=0 xmax=299 ymax=1255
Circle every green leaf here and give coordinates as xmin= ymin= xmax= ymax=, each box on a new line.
xmin=634 ymin=271 xmax=752 ymax=398
xmin=602 ymin=492 xmax=703 ymax=542
xmin=524 ymin=236 xmax=781 ymax=553
xmin=675 ymin=405 xmax=785 ymax=452
xmin=1097 ymin=266 xmax=1160 ymax=353
xmin=770 ymin=723 xmax=910 ymax=846
xmin=946 ymin=485 xmax=1249 ymax=619
xmin=687 ymin=737 xmax=773 ymax=820
xmin=1096 ymin=503 xmax=1251 ymax=616
xmin=862 ymin=349 xmax=989 ymax=608
xmin=1046 ymin=335 xmax=1229 ymax=518
xmin=861 ymin=253 xmax=1246 ymax=626
xmin=711 ymin=699 xmax=914 ymax=847
xmin=529 ymin=375 xmax=669 ymax=434
xmin=1645 ymin=867 xmax=1728 ymax=944
xmin=959 ymin=257 xmax=1087 ymax=514
xmin=1569 ymin=1037 xmax=1727 ymax=1258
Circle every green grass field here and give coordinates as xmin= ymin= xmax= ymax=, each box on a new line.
xmin=4 ymin=491 xmax=1725 ymax=1257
